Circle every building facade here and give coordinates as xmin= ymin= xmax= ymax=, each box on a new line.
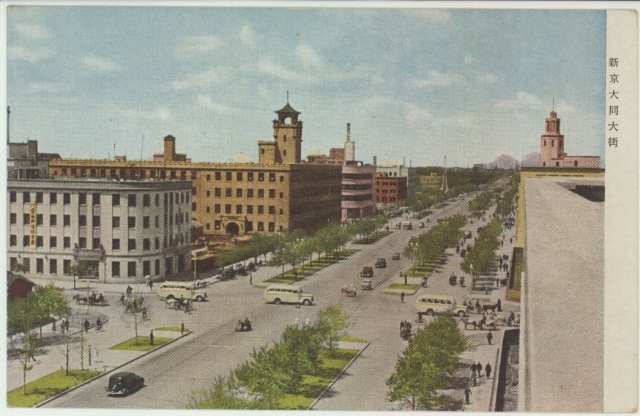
xmin=539 ymin=110 xmax=601 ymax=168
xmin=375 ymin=172 xmax=407 ymax=204
xmin=8 ymin=140 xmax=60 ymax=179
xmin=8 ymin=179 xmax=192 ymax=283
xmin=419 ymin=172 xmax=443 ymax=189
xmin=48 ymin=102 xmax=343 ymax=239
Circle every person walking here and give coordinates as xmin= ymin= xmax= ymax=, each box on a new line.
xmin=496 ymin=298 xmax=502 ymax=312
xmin=149 ymin=330 xmax=154 ymax=346
xmin=96 ymin=318 xmax=102 ymax=331
xmin=84 ymin=318 xmax=90 ymax=333
xmin=400 ymin=292 xmax=405 ymax=303
xmin=249 ymin=274 xmax=253 ymax=285
xmin=487 ymin=331 xmax=493 ymax=345
xmin=485 ymin=362 xmax=492 ymax=379
xmin=464 ymin=386 xmax=472 ymax=404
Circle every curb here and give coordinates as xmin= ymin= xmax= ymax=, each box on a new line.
xmin=34 ymin=330 xmax=192 ymax=407
xmin=307 ymin=342 xmax=370 ymax=410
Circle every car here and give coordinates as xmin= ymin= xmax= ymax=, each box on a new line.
xmin=360 ymin=266 xmax=374 ymax=277
xmin=392 ymin=253 xmax=401 ymax=260
xmin=375 ymin=258 xmax=387 ymax=268
xmin=361 ymin=278 xmax=373 ymax=290
xmin=107 ymin=371 xmax=145 ymax=396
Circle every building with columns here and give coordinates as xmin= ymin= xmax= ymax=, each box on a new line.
xmin=539 ymin=110 xmax=601 ymax=168
xmin=48 ymin=101 xmax=342 ymax=240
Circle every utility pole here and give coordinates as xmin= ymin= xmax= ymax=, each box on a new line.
xmin=441 ymin=156 xmax=449 ymax=192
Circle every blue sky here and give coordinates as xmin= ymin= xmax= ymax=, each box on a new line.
xmin=7 ymin=6 xmax=606 ymax=167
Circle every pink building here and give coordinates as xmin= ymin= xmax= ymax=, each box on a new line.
xmin=539 ymin=110 xmax=601 ymax=168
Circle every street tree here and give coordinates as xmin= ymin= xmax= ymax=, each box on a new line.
xmin=8 ymin=296 xmax=42 ymax=395
xmin=68 ymin=262 xmax=85 ymax=290
xmin=120 ymin=294 xmax=151 ymax=342
xmin=318 ymin=305 xmax=348 ymax=355
xmin=31 ymin=284 xmax=69 ymax=338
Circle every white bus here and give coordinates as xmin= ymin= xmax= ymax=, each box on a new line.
xmin=156 ymin=281 xmax=207 ymax=302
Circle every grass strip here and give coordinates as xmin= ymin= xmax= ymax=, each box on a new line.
xmin=266 ymin=250 xmax=359 ymax=284
xmin=353 ymin=231 xmax=393 ymax=245
xmin=109 ymin=335 xmax=173 ymax=351
xmin=8 ymin=369 xmax=101 ymax=407
xmin=154 ymin=326 xmax=191 ymax=333
xmin=388 ymin=283 xmax=420 ymax=290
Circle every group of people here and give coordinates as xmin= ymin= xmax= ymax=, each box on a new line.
xmin=89 ymin=291 xmax=105 ymax=304
xmin=449 ymin=274 xmax=466 ymax=287
xmin=399 ymin=320 xmax=413 ymax=339
xmin=236 ymin=317 xmax=252 ymax=331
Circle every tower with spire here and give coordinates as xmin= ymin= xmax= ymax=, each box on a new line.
xmin=259 ymin=92 xmax=303 ymax=164
xmin=539 ymin=107 xmax=565 ymax=167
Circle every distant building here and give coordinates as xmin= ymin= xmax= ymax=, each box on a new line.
xmin=539 ymin=110 xmax=601 ymax=168
xmin=375 ymin=172 xmax=407 ymax=204
xmin=8 ymin=140 xmax=60 ymax=179
xmin=8 ymin=179 xmax=192 ymax=283
xmin=376 ymin=164 xmax=417 ymax=197
xmin=419 ymin=172 xmax=442 ymax=189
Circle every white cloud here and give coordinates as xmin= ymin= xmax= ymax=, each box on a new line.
xmin=478 ymin=72 xmax=498 ymax=84
xmin=14 ymin=23 xmax=50 ymax=40
xmin=196 ymin=95 xmax=236 ymax=114
xmin=370 ymin=74 xmax=385 ymax=86
xmin=83 ymin=56 xmax=121 ymax=72
xmin=239 ymin=23 xmax=256 ymax=46
xmin=495 ymin=91 xmax=543 ymax=109
xmin=175 ymin=35 xmax=223 ymax=56
xmin=405 ymin=103 xmax=433 ymax=124
xmin=8 ymin=45 xmax=53 ymax=62
xmin=233 ymin=152 xmax=253 ymax=163
xmin=172 ymin=67 xmax=229 ymax=90
xmin=256 ymin=60 xmax=308 ymax=82
xmin=366 ymin=94 xmax=397 ymax=107
xmin=256 ymin=59 xmax=360 ymax=83
xmin=411 ymin=70 xmax=461 ymax=88
xmin=464 ymin=54 xmax=474 ymax=65
xmin=296 ymin=44 xmax=325 ymax=68
xmin=117 ymin=107 xmax=171 ymax=120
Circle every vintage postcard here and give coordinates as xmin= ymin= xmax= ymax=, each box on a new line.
xmin=3 ymin=2 xmax=637 ymax=415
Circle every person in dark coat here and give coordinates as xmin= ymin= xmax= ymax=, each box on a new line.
xmin=487 ymin=331 xmax=493 ymax=345
xmin=496 ymin=298 xmax=502 ymax=312
xmin=84 ymin=319 xmax=90 ymax=333
xmin=464 ymin=386 xmax=472 ymax=404
xmin=149 ymin=330 xmax=154 ymax=346
xmin=485 ymin=362 xmax=492 ymax=378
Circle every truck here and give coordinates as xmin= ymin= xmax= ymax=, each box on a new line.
xmin=401 ymin=221 xmax=412 ymax=230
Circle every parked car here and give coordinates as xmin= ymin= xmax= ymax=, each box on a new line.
xmin=107 ymin=372 xmax=145 ymax=396
xmin=361 ymin=278 xmax=373 ymax=290
xmin=375 ymin=258 xmax=387 ymax=268
xmin=392 ymin=253 xmax=401 ymax=260
xmin=360 ymin=266 xmax=374 ymax=277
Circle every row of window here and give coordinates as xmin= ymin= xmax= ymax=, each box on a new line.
xmin=9 ymin=191 xmax=190 ymax=207
xmin=10 ymin=257 xmax=173 ymax=278
xmin=9 ymin=233 xmax=189 ymax=251
xmin=205 ymin=171 xmax=284 ymax=183
xmin=376 ymin=197 xmax=398 ymax=202
xmin=195 ymin=187 xmax=284 ymax=199
xmin=206 ymin=220 xmax=278 ymax=233
xmin=9 ymin=213 xmax=188 ymax=229
xmin=195 ymin=204 xmax=281 ymax=215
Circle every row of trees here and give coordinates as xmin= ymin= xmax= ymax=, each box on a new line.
xmin=468 ymin=191 xmax=494 ymax=218
xmin=191 ymin=306 xmax=349 ymax=409
xmin=460 ymin=218 xmax=502 ymax=276
xmin=495 ymin=176 xmax=519 ymax=219
xmin=387 ymin=316 xmax=469 ymax=410
xmin=405 ymin=215 xmax=467 ymax=269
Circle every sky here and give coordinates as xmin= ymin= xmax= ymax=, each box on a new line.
xmin=6 ymin=5 xmax=606 ymax=167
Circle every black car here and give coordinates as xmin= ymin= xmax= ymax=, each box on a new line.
xmin=375 ymin=258 xmax=387 ymax=268
xmin=392 ymin=253 xmax=401 ymax=260
xmin=107 ymin=371 xmax=145 ymax=396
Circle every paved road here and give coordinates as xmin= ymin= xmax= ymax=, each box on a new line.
xmin=41 ymin=184 xmax=515 ymax=410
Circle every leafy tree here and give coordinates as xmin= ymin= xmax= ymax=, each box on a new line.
xmin=8 ymin=297 xmax=42 ymax=395
xmin=318 ymin=305 xmax=348 ymax=355
xmin=68 ymin=263 xmax=85 ymax=290
xmin=31 ymin=284 xmax=69 ymax=338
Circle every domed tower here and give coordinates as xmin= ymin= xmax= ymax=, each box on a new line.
xmin=263 ymin=100 xmax=303 ymax=164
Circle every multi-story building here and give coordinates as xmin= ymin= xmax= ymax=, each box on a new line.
xmin=376 ymin=164 xmax=418 ymax=196
xmin=539 ymin=110 xmax=601 ymax=168
xmin=8 ymin=140 xmax=60 ymax=179
xmin=8 ymin=179 xmax=192 ymax=283
xmin=375 ymin=172 xmax=407 ymax=204
xmin=419 ymin=172 xmax=443 ymax=190
xmin=48 ymin=102 xmax=343 ymax=239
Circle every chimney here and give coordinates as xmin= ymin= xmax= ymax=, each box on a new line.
xmin=164 ymin=135 xmax=176 ymax=162
xmin=373 ymin=155 xmax=377 ymax=167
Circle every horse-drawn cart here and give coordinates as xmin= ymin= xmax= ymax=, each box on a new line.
xmin=73 ymin=292 xmax=109 ymax=306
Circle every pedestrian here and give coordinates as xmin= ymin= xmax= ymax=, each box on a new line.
xmin=485 ymin=362 xmax=492 ymax=379
xmin=149 ymin=330 xmax=154 ymax=346
xmin=52 ymin=319 xmax=57 ymax=332
xmin=149 ymin=280 xmax=153 ymax=290
xmin=60 ymin=319 xmax=65 ymax=334
xmin=96 ymin=318 xmax=102 ymax=331
xmin=120 ymin=293 xmax=126 ymax=305
xmin=496 ymin=298 xmax=502 ymax=312
xmin=65 ymin=319 xmax=70 ymax=332
xmin=181 ymin=322 xmax=185 ymax=335
xmin=495 ymin=277 xmax=500 ymax=287
xmin=400 ymin=292 xmax=405 ymax=303
xmin=471 ymin=371 xmax=477 ymax=386
xmin=487 ymin=331 xmax=493 ymax=345
xmin=464 ymin=386 xmax=472 ymax=404
xmin=249 ymin=273 xmax=253 ymax=285
xmin=126 ymin=285 xmax=132 ymax=296
xmin=510 ymin=237 xmax=513 ymax=244
xmin=476 ymin=362 xmax=483 ymax=377
xmin=84 ymin=318 xmax=90 ymax=333
xmin=404 ymin=273 xmax=407 ymax=285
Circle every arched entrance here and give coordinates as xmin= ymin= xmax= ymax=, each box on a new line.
xmin=225 ymin=222 xmax=240 ymax=236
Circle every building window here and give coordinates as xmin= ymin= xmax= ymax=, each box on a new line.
xmin=214 ymin=204 xmax=221 ymax=213
xmin=10 ymin=213 xmax=16 ymax=224
xmin=258 ymin=189 xmax=264 ymax=198
xmin=280 ymin=192 xmax=284 ymax=198
xmin=23 ymin=235 xmax=29 ymax=247
xmin=206 ymin=223 xmax=210 ymax=230
xmin=50 ymin=259 xmax=57 ymax=275
xmin=79 ymin=215 xmax=86 ymax=227
xmin=35 ymin=236 xmax=43 ymax=247
xmin=268 ymin=205 xmax=276 ymax=214
xmin=269 ymin=189 xmax=276 ymax=198
xmin=50 ymin=214 xmax=57 ymax=226
xmin=236 ymin=188 xmax=243 ymax=197
xmin=143 ymin=216 xmax=150 ymax=229
xmin=128 ymin=239 xmax=136 ymax=251
xmin=155 ymin=194 xmax=160 ymax=206
xmin=143 ymin=194 xmax=151 ymax=207
xmin=113 ymin=216 xmax=120 ymax=228
xmin=155 ymin=216 xmax=159 ymax=228
xmin=206 ymin=206 xmax=210 ymax=213
xmin=268 ymin=222 xmax=275 ymax=232
xmin=155 ymin=259 xmax=160 ymax=275
xmin=63 ymin=193 xmax=70 ymax=205
xmin=155 ymin=237 xmax=160 ymax=249
xmin=225 ymin=204 xmax=232 ymax=214
xmin=237 ymin=172 xmax=243 ymax=181
xmin=248 ymin=172 xmax=254 ymax=181
xmin=128 ymin=216 xmax=136 ymax=228
xmin=280 ymin=175 xmax=284 ymax=182
xmin=214 ymin=220 xmax=221 ymax=230
xmin=36 ymin=258 xmax=44 ymax=273
xmin=226 ymin=172 xmax=232 ymax=181
xmin=215 ymin=188 xmax=221 ymax=197
xmin=258 ymin=205 xmax=264 ymax=214
xmin=247 ymin=189 xmax=254 ymax=198
xmin=93 ymin=238 xmax=101 ymax=249
xmin=556 ymin=161 xmax=560 ymax=167
xmin=79 ymin=193 xmax=87 ymax=205
xmin=23 ymin=213 xmax=29 ymax=225
xmin=269 ymin=173 xmax=276 ymax=182
xmin=63 ymin=259 xmax=71 ymax=275
xmin=257 ymin=222 xmax=264 ymax=232
xmin=128 ymin=194 xmax=136 ymax=207
xmin=279 ymin=208 xmax=284 ymax=215
xmin=50 ymin=193 xmax=57 ymax=204
xmin=93 ymin=193 xmax=101 ymax=205
xmin=225 ymin=188 xmax=232 ymax=197
xmin=258 ymin=172 xmax=265 ymax=182
xmin=36 ymin=192 xmax=43 ymax=203
xmin=112 ymin=262 xmax=121 ymax=277
xmin=192 ymin=202 xmax=197 ymax=211
xmin=64 ymin=237 xmax=71 ymax=248
xmin=236 ymin=205 xmax=243 ymax=214
xmin=50 ymin=236 xmax=57 ymax=248
xmin=143 ymin=238 xmax=150 ymax=251
xmin=215 ymin=171 xmax=222 ymax=180
xmin=112 ymin=239 xmax=120 ymax=250
xmin=143 ymin=260 xmax=151 ymax=276
xmin=574 ymin=160 xmax=578 ymax=167
xmin=128 ymin=262 xmax=136 ymax=277
xmin=10 ymin=191 xmax=16 ymax=203
xmin=112 ymin=194 xmax=120 ymax=206
xmin=36 ymin=214 xmax=43 ymax=226
xmin=79 ymin=237 xmax=87 ymax=248
xmin=10 ymin=235 xmax=17 ymax=246
xmin=247 ymin=205 xmax=253 ymax=214
xmin=93 ymin=216 xmax=100 ymax=227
